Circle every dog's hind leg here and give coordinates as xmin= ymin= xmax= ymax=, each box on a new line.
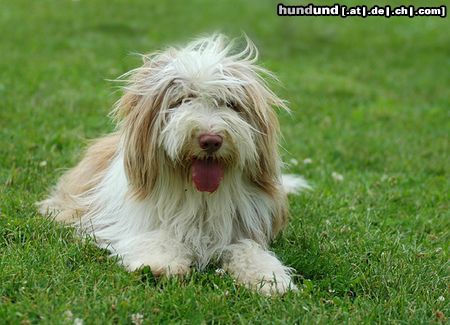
xmin=37 ymin=133 xmax=120 ymax=223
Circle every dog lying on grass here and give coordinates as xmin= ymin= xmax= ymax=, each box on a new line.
xmin=39 ymin=34 xmax=309 ymax=295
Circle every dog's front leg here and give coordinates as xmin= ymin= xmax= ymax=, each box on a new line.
xmin=222 ymin=239 xmax=297 ymax=295
xmin=114 ymin=230 xmax=192 ymax=276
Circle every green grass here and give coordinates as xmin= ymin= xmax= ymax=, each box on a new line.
xmin=1 ymin=0 xmax=449 ymax=323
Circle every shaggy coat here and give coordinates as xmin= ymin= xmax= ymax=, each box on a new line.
xmin=39 ymin=35 xmax=308 ymax=295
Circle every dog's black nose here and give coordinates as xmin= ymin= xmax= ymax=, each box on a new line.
xmin=199 ymin=134 xmax=223 ymax=153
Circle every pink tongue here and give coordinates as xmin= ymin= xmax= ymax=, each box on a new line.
xmin=191 ymin=158 xmax=224 ymax=193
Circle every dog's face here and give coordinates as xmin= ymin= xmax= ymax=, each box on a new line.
xmin=161 ymin=94 xmax=257 ymax=193
xmin=113 ymin=35 xmax=287 ymax=198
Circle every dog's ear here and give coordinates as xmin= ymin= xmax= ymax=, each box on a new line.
xmin=121 ymin=96 xmax=162 ymax=200
xmin=113 ymin=52 xmax=176 ymax=199
xmin=240 ymin=78 xmax=290 ymax=237
xmin=254 ymin=110 xmax=290 ymax=237
xmin=251 ymin=106 xmax=281 ymax=195
xmin=251 ymin=102 xmax=290 ymax=236
xmin=241 ymin=80 xmax=284 ymax=194
xmin=113 ymin=91 xmax=141 ymax=119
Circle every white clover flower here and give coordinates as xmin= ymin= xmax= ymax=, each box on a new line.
xmin=332 ymin=171 xmax=344 ymax=182
xmin=131 ymin=313 xmax=144 ymax=325
xmin=289 ymin=158 xmax=299 ymax=166
xmin=74 ymin=318 xmax=84 ymax=325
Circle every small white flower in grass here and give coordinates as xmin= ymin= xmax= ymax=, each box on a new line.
xmin=303 ymin=158 xmax=313 ymax=165
xmin=39 ymin=161 xmax=47 ymax=167
xmin=438 ymin=296 xmax=445 ymax=302
xmin=215 ymin=268 xmax=226 ymax=276
xmin=331 ymin=171 xmax=344 ymax=182
xmin=131 ymin=313 xmax=144 ymax=325
xmin=73 ymin=318 xmax=83 ymax=325
xmin=289 ymin=158 xmax=298 ymax=166
xmin=63 ymin=310 xmax=73 ymax=321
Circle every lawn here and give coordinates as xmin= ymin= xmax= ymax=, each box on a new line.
xmin=0 ymin=0 xmax=449 ymax=323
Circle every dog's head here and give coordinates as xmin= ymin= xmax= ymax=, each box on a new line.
xmin=113 ymin=34 xmax=288 ymax=199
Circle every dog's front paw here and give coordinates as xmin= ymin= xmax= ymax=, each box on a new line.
xmin=254 ymin=275 xmax=298 ymax=296
xmin=223 ymin=240 xmax=298 ymax=296
xmin=124 ymin=255 xmax=191 ymax=277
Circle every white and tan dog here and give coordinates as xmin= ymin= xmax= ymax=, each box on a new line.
xmin=39 ymin=34 xmax=309 ymax=295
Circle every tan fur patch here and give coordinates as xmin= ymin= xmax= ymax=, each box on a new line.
xmin=38 ymin=133 xmax=119 ymax=222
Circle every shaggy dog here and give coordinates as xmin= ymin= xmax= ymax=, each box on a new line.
xmin=39 ymin=34 xmax=309 ymax=295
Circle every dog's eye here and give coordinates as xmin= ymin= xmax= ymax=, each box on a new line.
xmin=226 ymin=101 xmax=240 ymax=112
xmin=169 ymin=97 xmax=190 ymax=109
xmin=169 ymin=96 xmax=195 ymax=109
xmin=169 ymin=98 xmax=183 ymax=109
xmin=182 ymin=97 xmax=194 ymax=105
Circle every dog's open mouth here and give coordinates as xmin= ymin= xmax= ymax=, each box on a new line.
xmin=191 ymin=157 xmax=224 ymax=193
